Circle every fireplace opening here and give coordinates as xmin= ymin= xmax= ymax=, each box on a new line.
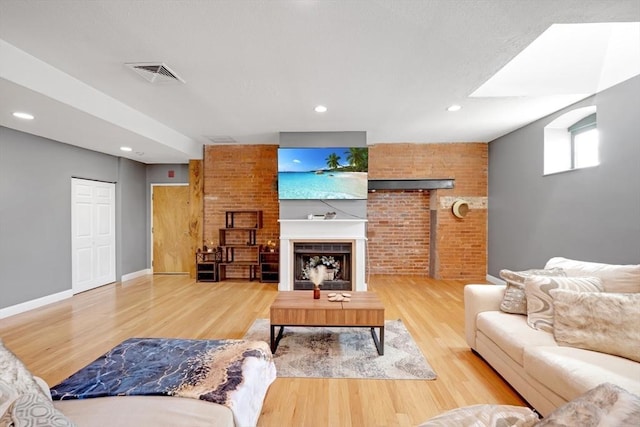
xmin=293 ymin=242 xmax=352 ymax=291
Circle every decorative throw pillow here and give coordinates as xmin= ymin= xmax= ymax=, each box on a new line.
xmin=551 ymin=289 xmax=640 ymax=362
xmin=545 ymin=257 xmax=640 ymax=293
xmin=499 ymin=268 xmax=566 ymax=315
xmin=0 ymin=379 xmax=19 ymax=423
xmin=8 ymin=392 xmax=76 ymax=427
xmin=0 ymin=340 xmax=46 ymax=398
xmin=524 ymin=275 xmax=603 ymax=332
xmin=534 ymin=382 xmax=640 ymax=426
xmin=418 ymin=404 xmax=539 ymax=427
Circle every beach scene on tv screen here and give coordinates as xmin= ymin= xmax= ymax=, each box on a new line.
xmin=278 ymin=147 xmax=368 ymax=199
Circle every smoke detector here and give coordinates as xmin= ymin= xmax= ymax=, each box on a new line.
xmin=125 ymin=62 xmax=185 ymax=84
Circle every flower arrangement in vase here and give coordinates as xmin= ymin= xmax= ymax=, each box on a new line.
xmin=266 ymin=240 xmax=277 ymax=252
xmin=308 ymin=265 xmax=327 ymax=299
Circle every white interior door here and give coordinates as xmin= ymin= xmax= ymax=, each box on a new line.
xmin=72 ymin=178 xmax=116 ymax=294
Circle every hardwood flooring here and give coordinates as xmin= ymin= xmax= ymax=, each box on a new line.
xmin=0 ymin=274 xmax=527 ymax=426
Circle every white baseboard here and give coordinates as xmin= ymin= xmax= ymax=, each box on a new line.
xmin=121 ymin=269 xmax=151 ymax=282
xmin=0 ymin=290 xmax=73 ymax=319
xmin=486 ymin=274 xmax=506 ymax=286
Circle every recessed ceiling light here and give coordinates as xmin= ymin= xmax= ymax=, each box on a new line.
xmin=120 ymin=146 xmax=133 ymax=152
xmin=447 ymin=104 xmax=462 ymax=112
xmin=12 ymin=111 xmax=34 ymax=120
xmin=314 ymin=105 xmax=328 ymax=113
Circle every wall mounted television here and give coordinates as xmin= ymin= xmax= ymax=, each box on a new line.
xmin=277 ymin=147 xmax=369 ymax=200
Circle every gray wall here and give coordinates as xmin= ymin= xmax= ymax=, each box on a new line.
xmin=0 ymin=127 xmax=149 ymax=309
xmin=118 ymin=158 xmax=148 ymax=276
xmin=278 ymin=131 xmax=368 ymax=220
xmin=488 ymin=75 xmax=640 ymax=276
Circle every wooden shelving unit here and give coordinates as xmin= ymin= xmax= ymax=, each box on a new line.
xmin=217 ymin=210 xmax=262 ymax=281
xmin=196 ymin=250 xmax=221 ymax=282
xmin=259 ymin=250 xmax=279 ymax=283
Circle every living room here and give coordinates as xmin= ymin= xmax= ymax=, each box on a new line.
xmin=1 ymin=1 xmax=639 ymax=426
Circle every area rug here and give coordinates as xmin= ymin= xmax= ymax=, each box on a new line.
xmin=243 ymin=318 xmax=437 ymax=380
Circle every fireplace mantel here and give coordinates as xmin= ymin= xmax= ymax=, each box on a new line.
xmin=279 ymin=219 xmax=367 ymax=291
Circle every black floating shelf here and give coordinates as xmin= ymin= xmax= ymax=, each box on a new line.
xmin=368 ymin=179 xmax=454 ymax=191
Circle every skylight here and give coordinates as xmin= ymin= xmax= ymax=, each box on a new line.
xmin=471 ymin=22 xmax=640 ymax=98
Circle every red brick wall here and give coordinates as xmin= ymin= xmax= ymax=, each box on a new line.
xmin=369 ymin=143 xmax=487 ymax=281
xmin=203 ymin=145 xmax=279 ymax=278
xmin=435 ymin=206 xmax=487 ymax=281
xmin=202 ymin=142 xmax=487 ymax=281
xmin=367 ymin=191 xmax=430 ymax=274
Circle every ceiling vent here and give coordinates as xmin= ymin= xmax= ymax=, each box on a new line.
xmin=125 ymin=62 xmax=185 ymax=84
xmin=206 ymin=135 xmax=237 ymax=144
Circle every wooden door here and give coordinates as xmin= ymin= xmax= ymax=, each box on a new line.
xmin=152 ymin=185 xmax=191 ymax=274
xmin=71 ymin=178 xmax=116 ymax=293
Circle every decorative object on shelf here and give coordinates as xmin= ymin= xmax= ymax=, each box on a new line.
xmin=266 ymin=240 xmax=278 ymax=252
xmin=452 ymin=199 xmax=470 ymax=218
xmin=309 ymin=265 xmax=327 ymax=299
xmin=302 ymin=256 xmax=340 ymax=280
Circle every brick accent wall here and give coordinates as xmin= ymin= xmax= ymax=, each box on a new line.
xmin=203 ymin=145 xmax=279 ymax=278
xmin=367 ymin=191 xmax=430 ymax=274
xmin=368 ymin=143 xmax=487 ymax=281
xmin=202 ymin=142 xmax=487 ymax=281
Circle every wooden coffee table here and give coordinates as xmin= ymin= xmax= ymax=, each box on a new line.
xmin=269 ymin=291 xmax=386 ymax=355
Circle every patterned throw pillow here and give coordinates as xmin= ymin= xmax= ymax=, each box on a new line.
xmin=0 ymin=345 xmax=76 ymax=426
xmin=0 ymin=379 xmax=19 ymax=423
xmin=551 ymin=289 xmax=640 ymax=362
xmin=8 ymin=393 xmax=76 ymax=427
xmin=535 ymin=383 xmax=640 ymax=426
xmin=524 ymin=275 xmax=603 ymax=332
xmin=499 ymin=268 xmax=566 ymax=315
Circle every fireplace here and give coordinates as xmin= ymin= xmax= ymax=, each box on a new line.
xmin=293 ymin=242 xmax=352 ymax=290
xmin=279 ymin=219 xmax=367 ymax=291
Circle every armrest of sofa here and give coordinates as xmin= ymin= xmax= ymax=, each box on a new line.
xmin=464 ymin=284 xmax=506 ymax=350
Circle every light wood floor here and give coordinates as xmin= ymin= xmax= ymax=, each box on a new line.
xmin=0 ymin=275 xmax=527 ymax=426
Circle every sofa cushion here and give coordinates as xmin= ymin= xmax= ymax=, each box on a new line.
xmin=524 ymin=346 xmax=640 ymax=403
xmin=545 ymin=257 xmax=640 ymax=293
xmin=535 ymin=382 xmax=640 ymax=427
xmin=53 ymin=396 xmax=234 ymax=427
xmin=499 ymin=268 xmax=566 ymax=315
xmin=551 ymin=289 xmax=640 ymax=363
xmin=476 ymin=311 xmax=557 ymax=366
xmin=524 ymin=276 xmax=603 ymax=332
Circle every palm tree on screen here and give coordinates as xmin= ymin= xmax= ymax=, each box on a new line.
xmin=346 ymin=148 xmax=368 ymax=172
xmin=326 ymin=153 xmax=341 ymax=170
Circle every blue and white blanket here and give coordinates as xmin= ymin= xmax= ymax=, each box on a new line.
xmin=50 ymin=338 xmax=276 ymax=426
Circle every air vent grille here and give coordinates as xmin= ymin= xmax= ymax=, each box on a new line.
xmin=206 ymin=135 xmax=237 ymax=144
xmin=125 ymin=62 xmax=185 ymax=84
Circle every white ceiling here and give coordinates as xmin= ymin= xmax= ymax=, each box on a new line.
xmin=1 ymin=0 xmax=639 ymax=164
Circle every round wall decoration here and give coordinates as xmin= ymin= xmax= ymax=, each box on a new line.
xmin=452 ymin=199 xmax=470 ymax=218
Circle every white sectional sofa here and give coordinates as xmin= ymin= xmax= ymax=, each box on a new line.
xmin=465 ymin=257 xmax=640 ymax=416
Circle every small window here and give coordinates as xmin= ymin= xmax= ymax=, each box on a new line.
xmin=544 ymin=108 xmax=598 ymax=175
xmin=569 ymin=113 xmax=599 ymax=169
